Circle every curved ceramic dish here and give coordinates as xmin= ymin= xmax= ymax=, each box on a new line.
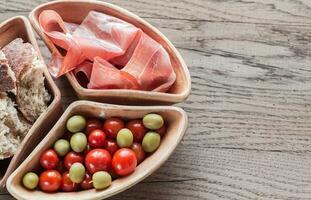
xmin=29 ymin=0 xmax=191 ymax=105
xmin=0 ymin=16 xmax=62 ymax=188
xmin=7 ymin=100 xmax=188 ymax=200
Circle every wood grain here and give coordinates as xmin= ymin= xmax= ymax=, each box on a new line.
xmin=1 ymin=0 xmax=311 ymax=199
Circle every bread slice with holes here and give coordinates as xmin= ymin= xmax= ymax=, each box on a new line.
xmin=0 ymin=92 xmax=31 ymax=159
xmin=2 ymin=38 xmax=51 ymax=122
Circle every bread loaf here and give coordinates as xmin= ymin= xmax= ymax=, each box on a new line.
xmin=2 ymin=38 xmax=51 ymax=122
xmin=0 ymin=38 xmax=51 ymax=159
xmin=0 ymin=93 xmax=30 ymax=159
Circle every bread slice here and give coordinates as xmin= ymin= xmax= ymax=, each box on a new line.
xmin=2 ymin=38 xmax=51 ymax=122
xmin=0 ymin=92 xmax=30 ymax=159
xmin=0 ymin=51 xmax=16 ymax=93
xmin=0 ymin=122 xmax=17 ymax=159
xmin=2 ymin=38 xmax=30 ymax=80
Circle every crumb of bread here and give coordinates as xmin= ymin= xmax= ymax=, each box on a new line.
xmin=17 ymin=48 xmax=51 ymax=122
xmin=0 ymin=92 xmax=30 ymax=159
xmin=0 ymin=123 xmax=18 ymax=159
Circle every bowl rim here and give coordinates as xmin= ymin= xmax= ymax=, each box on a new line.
xmin=0 ymin=15 xmax=61 ymax=187
xmin=6 ymin=100 xmax=188 ymax=200
xmin=28 ymin=0 xmax=191 ymax=103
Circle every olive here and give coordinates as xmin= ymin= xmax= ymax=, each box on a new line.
xmin=117 ymin=128 xmax=133 ymax=148
xmin=66 ymin=115 xmax=86 ymax=133
xmin=142 ymin=113 xmax=164 ymax=130
xmin=54 ymin=139 xmax=70 ymax=156
xmin=70 ymin=132 xmax=87 ymax=153
xmin=69 ymin=163 xmax=85 ymax=183
xmin=22 ymin=172 xmax=39 ymax=190
xmin=92 ymin=171 xmax=112 ymax=190
xmin=142 ymin=132 xmax=161 ymax=153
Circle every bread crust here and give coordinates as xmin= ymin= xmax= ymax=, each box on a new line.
xmin=2 ymin=38 xmax=33 ymax=81
xmin=0 ymin=51 xmax=16 ymax=92
xmin=2 ymin=39 xmax=50 ymax=122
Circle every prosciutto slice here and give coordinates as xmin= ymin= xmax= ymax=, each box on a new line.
xmin=39 ymin=10 xmax=176 ymax=92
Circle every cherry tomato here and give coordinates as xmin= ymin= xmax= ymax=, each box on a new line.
xmin=86 ymin=118 xmax=102 ymax=134
xmin=112 ymin=148 xmax=137 ymax=176
xmin=126 ymin=119 xmax=147 ymax=142
xmin=39 ymin=170 xmax=62 ymax=192
xmin=103 ymin=118 xmax=124 ymax=139
xmin=85 ymin=149 xmax=111 ymax=174
xmin=64 ymin=152 xmax=84 ymax=170
xmin=156 ymin=124 xmax=167 ymax=137
xmin=104 ymin=139 xmax=119 ymax=155
xmin=61 ymin=171 xmax=78 ymax=192
xmin=88 ymin=129 xmax=106 ymax=148
xmin=80 ymin=171 xmax=93 ymax=190
xmin=131 ymin=143 xmax=146 ymax=164
xmin=40 ymin=149 xmax=59 ymax=170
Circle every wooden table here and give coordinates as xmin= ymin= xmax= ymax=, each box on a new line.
xmin=2 ymin=0 xmax=311 ymax=199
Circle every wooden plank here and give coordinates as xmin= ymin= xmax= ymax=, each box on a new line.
xmin=2 ymin=0 xmax=311 ymax=24
xmin=108 ymin=148 xmax=311 ymax=200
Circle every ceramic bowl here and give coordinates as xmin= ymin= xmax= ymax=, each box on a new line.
xmin=0 ymin=16 xmax=61 ymax=188
xmin=7 ymin=100 xmax=187 ymax=200
xmin=29 ymin=0 xmax=191 ymax=105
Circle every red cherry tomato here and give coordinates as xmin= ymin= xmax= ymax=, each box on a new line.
xmin=156 ymin=124 xmax=167 ymax=137
xmin=88 ymin=129 xmax=106 ymax=148
xmin=80 ymin=171 xmax=93 ymax=190
xmin=104 ymin=139 xmax=119 ymax=155
xmin=61 ymin=171 xmax=78 ymax=192
xmin=131 ymin=143 xmax=146 ymax=164
xmin=86 ymin=118 xmax=102 ymax=134
xmin=126 ymin=120 xmax=147 ymax=142
xmin=64 ymin=152 xmax=84 ymax=170
xmin=103 ymin=117 xmax=124 ymax=139
xmin=112 ymin=148 xmax=137 ymax=176
xmin=85 ymin=149 xmax=111 ymax=174
xmin=40 ymin=149 xmax=59 ymax=170
xmin=39 ymin=170 xmax=62 ymax=192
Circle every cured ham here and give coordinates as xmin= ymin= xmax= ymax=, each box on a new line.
xmin=39 ymin=10 xmax=176 ymax=92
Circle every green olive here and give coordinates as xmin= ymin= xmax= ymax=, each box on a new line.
xmin=142 ymin=113 xmax=164 ymax=130
xmin=69 ymin=163 xmax=85 ymax=183
xmin=70 ymin=132 xmax=87 ymax=153
xmin=22 ymin=172 xmax=39 ymax=190
xmin=117 ymin=128 xmax=133 ymax=148
xmin=142 ymin=132 xmax=161 ymax=153
xmin=92 ymin=171 xmax=112 ymax=190
xmin=66 ymin=115 xmax=86 ymax=133
xmin=54 ymin=139 xmax=70 ymax=156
